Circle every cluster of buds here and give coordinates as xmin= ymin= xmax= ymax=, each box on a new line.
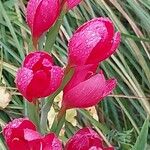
xmin=3 ymin=0 xmax=121 ymax=149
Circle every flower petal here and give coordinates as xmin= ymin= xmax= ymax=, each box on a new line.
xmin=9 ymin=139 xmax=29 ymax=150
xmin=68 ymin=21 xmax=107 ymax=65
xmin=16 ymin=51 xmax=64 ymax=101
xmin=108 ymin=32 xmax=121 ymax=56
xmin=24 ymin=129 xmax=42 ymax=150
xmin=68 ymin=17 xmax=120 ymax=66
xmin=62 ymin=73 xmax=106 ymax=109
xmin=65 ymin=128 xmax=103 ymax=150
xmin=87 ymin=31 xmax=121 ymax=64
xmin=24 ymin=129 xmax=41 ymax=141
xmin=27 ymin=0 xmax=60 ymax=38
xmin=65 ymin=136 xmax=89 ymax=150
xmin=64 ymin=65 xmax=97 ymax=93
xmin=67 ymin=0 xmax=82 ymax=9
xmin=26 ymin=0 xmax=42 ymax=32
xmin=42 ymin=133 xmax=63 ymax=150
xmin=15 ymin=68 xmax=33 ymax=100
xmin=26 ymin=70 xmax=51 ymax=100
xmin=3 ymin=118 xmax=36 ymax=149
xmin=23 ymin=51 xmax=53 ymax=71
xmin=102 ymin=78 xmax=117 ymax=97
xmin=49 ymin=66 xmax=64 ymax=93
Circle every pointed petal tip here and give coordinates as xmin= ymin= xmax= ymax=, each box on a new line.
xmin=102 ymin=78 xmax=117 ymax=98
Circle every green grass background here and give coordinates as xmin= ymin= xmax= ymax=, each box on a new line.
xmin=0 ymin=0 xmax=150 ymax=149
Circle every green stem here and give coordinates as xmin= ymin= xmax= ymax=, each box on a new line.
xmin=24 ymin=100 xmax=40 ymax=131
xmin=50 ymin=106 xmax=66 ymax=136
xmin=40 ymin=67 xmax=74 ymax=134
xmin=40 ymin=94 xmax=57 ymax=134
xmin=44 ymin=7 xmax=67 ymax=51
xmin=57 ymin=106 xmax=66 ymax=121
xmin=32 ymin=37 xmax=38 ymax=50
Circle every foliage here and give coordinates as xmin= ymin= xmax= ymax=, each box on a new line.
xmin=0 ymin=0 xmax=150 ymax=149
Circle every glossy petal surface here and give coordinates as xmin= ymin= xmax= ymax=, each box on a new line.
xmin=63 ymin=73 xmax=105 ymax=109
xmin=15 ymin=51 xmax=64 ymax=102
xmin=27 ymin=0 xmax=60 ymax=38
xmin=23 ymin=51 xmax=53 ymax=71
xmin=49 ymin=66 xmax=64 ymax=94
xmin=3 ymin=118 xmax=62 ymax=150
xmin=64 ymin=65 xmax=97 ymax=93
xmin=63 ymin=69 xmax=116 ymax=109
xmin=42 ymin=133 xmax=63 ymax=150
xmin=65 ymin=127 xmax=114 ymax=150
xmin=68 ymin=17 xmax=121 ymax=66
xmin=15 ymin=67 xmax=33 ymax=100
xmin=25 ymin=70 xmax=51 ymax=100
xmin=3 ymin=118 xmax=36 ymax=150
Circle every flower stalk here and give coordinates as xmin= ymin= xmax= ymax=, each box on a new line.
xmin=44 ymin=5 xmax=67 ymax=51
xmin=40 ymin=67 xmax=74 ymax=134
xmin=50 ymin=107 xmax=66 ymax=136
xmin=24 ymin=100 xmax=40 ymax=131
xmin=32 ymin=37 xmax=38 ymax=50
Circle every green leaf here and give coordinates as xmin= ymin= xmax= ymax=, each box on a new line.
xmin=44 ymin=9 xmax=66 ymax=52
xmin=131 ymin=117 xmax=149 ymax=150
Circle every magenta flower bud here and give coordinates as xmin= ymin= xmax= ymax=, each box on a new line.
xmin=65 ymin=127 xmax=114 ymax=150
xmin=67 ymin=0 xmax=82 ymax=9
xmin=3 ymin=118 xmax=62 ymax=150
xmin=68 ymin=17 xmax=121 ymax=66
xmin=15 ymin=51 xmax=64 ymax=102
xmin=62 ymin=65 xmax=116 ymax=109
xmin=26 ymin=0 xmax=60 ymax=40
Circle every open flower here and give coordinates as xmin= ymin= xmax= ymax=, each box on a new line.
xmin=15 ymin=51 xmax=64 ymax=102
xmin=67 ymin=0 xmax=82 ymax=9
xmin=68 ymin=17 xmax=121 ymax=66
xmin=3 ymin=118 xmax=62 ymax=150
xmin=3 ymin=118 xmax=36 ymax=150
xmin=65 ymin=127 xmax=114 ymax=150
xmin=26 ymin=0 xmax=60 ymax=40
xmin=62 ymin=65 xmax=116 ymax=109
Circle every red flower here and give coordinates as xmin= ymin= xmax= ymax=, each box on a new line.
xmin=65 ymin=127 xmax=114 ymax=150
xmin=26 ymin=0 xmax=60 ymax=40
xmin=67 ymin=0 xmax=82 ymax=9
xmin=68 ymin=17 xmax=121 ymax=66
xmin=15 ymin=51 xmax=64 ymax=102
xmin=3 ymin=118 xmax=36 ymax=150
xmin=3 ymin=118 xmax=62 ymax=150
xmin=62 ymin=65 xmax=116 ymax=109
